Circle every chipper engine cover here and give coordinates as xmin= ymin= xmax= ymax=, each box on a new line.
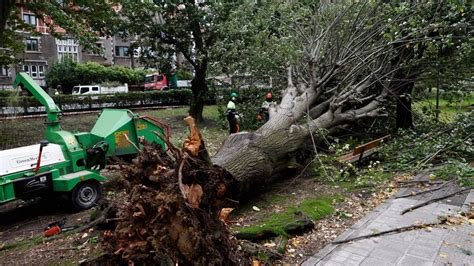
xmin=0 ymin=143 xmax=65 ymax=176
xmin=0 ymin=144 xmax=66 ymax=201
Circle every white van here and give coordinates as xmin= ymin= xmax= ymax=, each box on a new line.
xmin=72 ymin=84 xmax=128 ymax=95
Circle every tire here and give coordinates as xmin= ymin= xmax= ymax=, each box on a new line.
xmin=70 ymin=181 xmax=102 ymax=211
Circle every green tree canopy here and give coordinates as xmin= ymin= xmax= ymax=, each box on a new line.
xmin=0 ymin=1 xmax=118 ymax=66
xmin=45 ymin=58 xmax=151 ymax=93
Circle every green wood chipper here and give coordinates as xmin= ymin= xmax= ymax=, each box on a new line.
xmin=0 ymin=73 xmax=169 ymax=210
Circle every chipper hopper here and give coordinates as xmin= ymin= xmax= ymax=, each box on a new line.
xmin=0 ymin=73 xmax=169 ymax=210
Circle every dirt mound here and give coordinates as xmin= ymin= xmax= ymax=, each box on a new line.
xmin=99 ymin=117 xmax=246 ymax=265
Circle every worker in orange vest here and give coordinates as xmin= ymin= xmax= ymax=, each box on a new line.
xmin=259 ymin=92 xmax=275 ymax=122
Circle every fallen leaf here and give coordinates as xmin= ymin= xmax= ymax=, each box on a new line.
xmin=252 ymin=206 xmax=261 ymax=212
xmin=219 ymin=208 xmax=234 ymax=223
xmin=81 ymin=233 xmax=88 ymax=239
xmin=252 ymin=259 xmax=261 ymax=266
xmin=439 ymin=253 xmax=448 ymax=259
xmin=263 ymin=242 xmax=276 ymax=248
xmin=186 ymin=184 xmax=203 ymax=209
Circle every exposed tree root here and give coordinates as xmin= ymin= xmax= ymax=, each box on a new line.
xmin=97 ymin=117 xmax=247 ymax=265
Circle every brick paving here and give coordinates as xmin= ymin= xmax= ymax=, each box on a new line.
xmin=304 ymin=179 xmax=473 ymax=266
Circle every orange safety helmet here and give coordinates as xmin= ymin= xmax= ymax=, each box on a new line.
xmin=265 ymin=92 xmax=273 ymax=99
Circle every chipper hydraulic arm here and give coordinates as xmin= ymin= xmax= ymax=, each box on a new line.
xmin=0 ymin=73 xmax=168 ymax=210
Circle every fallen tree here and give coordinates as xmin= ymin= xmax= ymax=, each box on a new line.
xmin=98 ymin=2 xmax=472 ymax=264
xmin=212 ymin=1 xmax=472 ymax=193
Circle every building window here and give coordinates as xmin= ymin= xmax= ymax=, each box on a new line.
xmin=56 ymin=38 xmax=78 ymax=62
xmin=0 ymin=66 xmax=10 ymax=77
xmin=25 ymin=39 xmax=39 ymax=51
xmin=31 ymin=65 xmax=38 ymax=78
xmin=22 ymin=64 xmax=47 ymax=79
xmin=23 ymin=14 xmax=37 ymax=26
xmin=115 ymin=46 xmax=129 ymax=57
xmin=38 ymin=65 xmax=45 ymax=77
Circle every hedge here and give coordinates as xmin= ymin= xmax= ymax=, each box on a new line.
xmin=45 ymin=59 xmax=153 ymax=94
xmin=0 ymin=87 xmax=278 ymax=116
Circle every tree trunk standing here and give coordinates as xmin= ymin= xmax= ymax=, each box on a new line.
xmin=396 ymin=82 xmax=414 ymax=129
xmin=186 ymin=3 xmax=211 ymax=124
xmin=189 ymin=67 xmax=208 ymax=123
xmin=0 ymin=0 xmax=14 ymax=47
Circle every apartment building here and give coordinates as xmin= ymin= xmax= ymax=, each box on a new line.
xmin=0 ymin=3 xmax=139 ymax=89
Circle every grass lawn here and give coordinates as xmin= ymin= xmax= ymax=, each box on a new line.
xmin=0 ymin=105 xmax=228 ymax=155
xmin=414 ymin=93 xmax=473 ymax=122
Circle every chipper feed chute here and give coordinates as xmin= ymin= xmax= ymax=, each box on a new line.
xmin=85 ymin=109 xmax=168 ymax=156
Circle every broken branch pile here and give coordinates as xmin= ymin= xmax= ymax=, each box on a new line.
xmin=101 ymin=117 xmax=246 ymax=265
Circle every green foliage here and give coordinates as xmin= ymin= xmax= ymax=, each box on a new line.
xmin=45 ymin=60 xmax=149 ymax=93
xmin=415 ymin=92 xmax=474 ymax=120
xmin=175 ymin=69 xmax=193 ymax=80
xmin=312 ymin=154 xmax=391 ymax=189
xmin=384 ymin=1 xmax=474 ymax=99
xmin=114 ymin=1 xmax=238 ymax=72
xmin=210 ymin=1 xmax=306 ymax=83
xmin=0 ymin=87 xmax=279 ymax=117
xmin=311 ymin=109 xmax=473 ymax=189
xmin=214 ymin=87 xmax=282 ymax=130
xmin=44 ymin=58 xmax=80 ymax=92
xmin=378 ymin=112 xmax=473 ymax=185
xmin=434 ymin=159 xmax=473 ymax=187
xmin=0 ymin=90 xmax=192 ymax=114
xmin=0 ymin=90 xmax=16 ymax=97
xmin=353 ymin=161 xmax=392 ymax=188
xmin=0 ymin=1 xmax=118 ymax=65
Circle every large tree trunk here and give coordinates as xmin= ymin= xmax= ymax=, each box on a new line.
xmin=189 ymin=67 xmax=208 ymax=123
xmin=396 ymin=83 xmax=414 ymax=129
xmin=211 ymin=106 xmax=341 ymax=197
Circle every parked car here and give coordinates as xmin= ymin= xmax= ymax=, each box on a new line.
xmin=72 ymin=84 xmax=128 ymax=95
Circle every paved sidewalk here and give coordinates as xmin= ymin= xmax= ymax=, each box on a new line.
xmin=304 ymin=180 xmax=473 ymax=266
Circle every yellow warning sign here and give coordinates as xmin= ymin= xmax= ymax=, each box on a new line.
xmin=114 ymin=130 xmax=131 ymax=148
xmin=137 ymin=122 xmax=148 ymax=130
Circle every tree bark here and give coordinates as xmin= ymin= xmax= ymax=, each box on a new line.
xmin=211 ymin=108 xmax=339 ymax=198
xmin=396 ymin=82 xmax=414 ymax=129
xmin=189 ymin=67 xmax=208 ymax=123
xmin=0 ymin=0 xmax=14 ymax=48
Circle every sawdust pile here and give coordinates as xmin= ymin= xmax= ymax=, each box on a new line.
xmin=101 ymin=117 xmax=246 ymax=265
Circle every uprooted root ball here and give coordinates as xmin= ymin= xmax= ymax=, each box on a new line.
xmin=101 ymin=143 xmax=246 ymax=265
